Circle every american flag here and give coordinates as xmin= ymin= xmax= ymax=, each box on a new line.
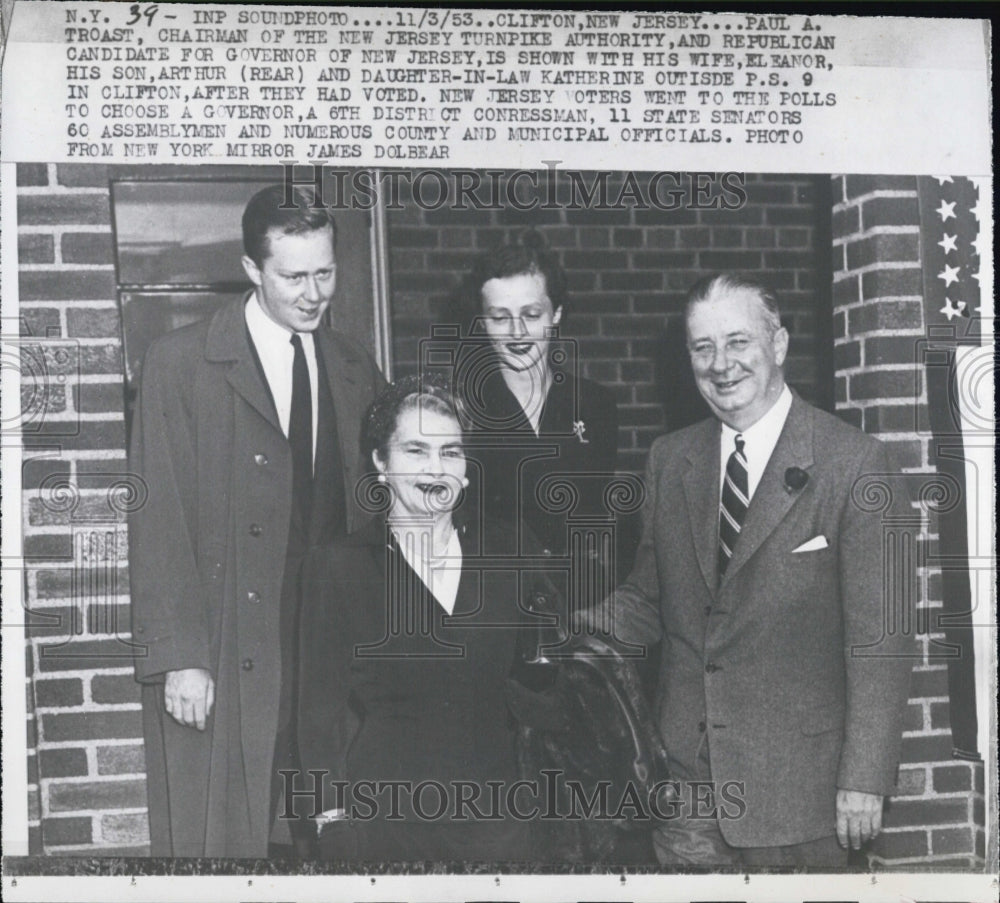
xmin=918 ymin=176 xmax=985 ymax=344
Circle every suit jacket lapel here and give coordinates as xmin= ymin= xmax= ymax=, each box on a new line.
xmin=314 ymin=329 xmax=363 ymax=525
xmin=682 ymin=418 xmax=723 ymax=595
xmin=722 ymin=394 xmax=815 ymax=582
xmin=206 ymin=295 xmax=282 ymax=433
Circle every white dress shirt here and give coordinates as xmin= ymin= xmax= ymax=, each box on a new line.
xmin=718 ymin=385 xmax=793 ymax=503
xmin=244 ymin=293 xmax=319 ymax=467
xmin=394 ymin=526 xmax=463 ymax=615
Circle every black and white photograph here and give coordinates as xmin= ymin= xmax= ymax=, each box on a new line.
xmin=0 ymin=5 xmax=994 ymax=902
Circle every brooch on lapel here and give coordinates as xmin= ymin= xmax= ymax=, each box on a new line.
xmin=573 ymin=420 xmax=590 ymax=444
xmin=784 ymin=467 xmax=809 ymax=493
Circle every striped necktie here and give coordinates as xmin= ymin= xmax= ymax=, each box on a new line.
xmin=719 ymin=433 xmax=748 ymax=575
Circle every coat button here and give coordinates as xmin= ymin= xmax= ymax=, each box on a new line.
xmin=704 ymin=605 xmax=712 ymax=617
xmin=254 ymin=453 xmax=268 ymax=466
xmin=241 ymin=658 xmax=254 ymax=671
xmin=698 ymin=721 xmax=706 ymax=733
xmin=542 ymin=548 xmax=552 ymax=557
xmin=249 ymin=523 xmax=262 ymax=537
xmin=247 ymin=591 xmax=260 ymax=604
xmin=705 ymin=662 xmax=720 ymax=673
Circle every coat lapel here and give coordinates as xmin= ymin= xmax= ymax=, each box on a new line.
xmin=722 ymin=394 xmax=815 ymax=582
xmin=681 ymin=418 xmax=723 ymax=595
xmin=205 ymin=294 xmax=282 ymax=434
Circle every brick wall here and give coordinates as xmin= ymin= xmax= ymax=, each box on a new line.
xmin=386 ymin=171 xmax=832 ymax=474
xmin=831 ymin=174 xmax=985 ymax=868
xmin=17 ymin=163 xmax=148 ymax=855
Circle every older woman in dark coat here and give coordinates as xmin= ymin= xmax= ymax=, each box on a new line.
xmin=297 ymin=376 xmax=557 ymax=863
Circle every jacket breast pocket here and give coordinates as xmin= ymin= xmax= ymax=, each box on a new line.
xmin=799 ymin=704 xmax=844 ymax=737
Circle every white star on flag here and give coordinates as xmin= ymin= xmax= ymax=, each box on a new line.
xmin=936 ymin=200 xmax=956 ymax=222
xmin=933 ymin=176 xmax=954 ymax=185
xmin=970 ymin=194 xmax=988 ymax=223
xmin=972 ymin=232 xmax=988 ymax=259
xmin=937 ymin=264 xmax=961 ymax=287
xmin=938 ymin=233 xmax=958 ymax=254
xmin=971 ymin=271 xmax=980 ymax=285
xmin=940 ymin=298 xmax=966 ymax=321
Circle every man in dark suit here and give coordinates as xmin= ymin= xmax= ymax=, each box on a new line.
xmin=129 ymin=185 xmax=383 ymax=856
xmin=604 ymin=274 xmax=914 ymax=867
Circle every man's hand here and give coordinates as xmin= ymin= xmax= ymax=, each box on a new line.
xmin=836 ymin=789 xmax=883 ymax=849
xmin=164 ymin=668 xmax=215 ymax=730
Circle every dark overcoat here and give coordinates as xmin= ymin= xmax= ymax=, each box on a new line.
xmin=608 ymin=393 xmax=915 ymax=846
xmin=129 ymin=296 xmax=383 ymax=856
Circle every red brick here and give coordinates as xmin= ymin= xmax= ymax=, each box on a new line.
xmin=745 ymin=227 xmax=777 ymax=249
xmin=846 ymin=175 xmax=918 ymax=196
xmin=848 ymin=301 xmax=924 ymax=334
xmin=883 ymin=796 xmax=969 ymax=828
xmin=696 ymin=206 xmax=761 ymax=226
xmin=846 ymin=233 xmax=921 ymax=271
xmin=832 ymin=275 xmax=860 ymax=307
xmin=864 ymin=404 xmax=931 ymax=434
xmin=19 ymin=306 xmax=61 ymax=339
xmin=833 ymin=341 xmax=861 ymax=370
xmin=96 ymin=744 xmax=146 ymax=776
xmin=22 ymin=419 xmax=126 ymax=452
xmin=19 ymin=271 xmax=115 ymax=302
xmin=873 ymin=829 xmax=928 ymax=859
xmin=910 ymin=667 xmax=949 ymax=697
xmin=601 ymin=271 xmax=662 ymax=292
xmin=832 ymin=204 xmax=860 ymax=237
xmin=613 ymin=227 xmax=643 ymax=248
xmin=42 ymin=816 xmax=92 ymax=846
xmin=35 ymin=637 xmax=138 ymax=674
xmin=629 ymin=251 xmax=697 ymax=269
xmin=865 ymin=335 xmax=924 ymax=367
xmin=61 ymin=233 xmax=114 ymax=265
xmin=765 ymin=206 xmax=815 ymax=226
xmin=56 ymin=164 xmax=110 ymax=188
xmin=675 ymin=227 xmax=710 ymax=249
xmin=902 ymin=701 xmax=925 ymax=732
xmin=34 ymin=677 xmax=84 ymax=708
xmin=48 ymin=778 xmax=147 ymax=812
xmin=931 ymin=826 xmax=974 ymax=855
xmin=42 ymin=709 xmax=143 ymax=743
xmin=894 ymin=767 xmax=927 ymax=796
xmin=777 ymin=228 xmax=810 ymax=248
xmin=101 ymin=812 xmax=149 ymax=845
xmin=861 ymin=196 xmax=919 ymax=229
xmin=933 ymin=763 xmax=973 ymax=793
xmin=389 ymin=227 xmax=438 ymax=248
xmin=72 ymin=382 xmax=125 ymax=415
xmin=17 ymin=194 xmax=110 ymax=227
xmin=848 ymin=369 xmax=921 ymax=402
xmin=91 ymin=674 xmax=141 ymax=705
xmin=837 ymin=408 xmax=863 ymax=430
xmin=880 ymin=438 xmax=924 ymax=469
xmin=24 ymin=534 xmax=74 ymax=560
xmin=38 ymin=747 xmax=89 ymax=778
xmin=929 ymin=700 xmax=951 ymax=730
xmin=900 ymin=731 xmax=956 ymax=763
xmin=17 ymin=163 xmax=50 ymax=186
xmin=861 ymin=268 xmax=924 ymax=300
xmin=697 ymin=250 xmax=762 ymax=270
xmin=18 ymin=233 xmax=56 ymax=264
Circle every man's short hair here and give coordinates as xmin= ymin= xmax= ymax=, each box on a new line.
xmin=685 ymin=273 xmax=782 ymax=334
xmin=242 ymin=184 xmax=337 ymax=266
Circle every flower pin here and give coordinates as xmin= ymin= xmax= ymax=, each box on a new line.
xmin=784 ymin=467 xmax=809 ymax=493
xmin=573 ymin=420 xmax=590 ymax=444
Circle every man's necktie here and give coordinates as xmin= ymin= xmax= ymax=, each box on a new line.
xmin=289 ymin=333 xmax=313 ymax=523
xmin=719 ymin=433 xmax=748 ymax=575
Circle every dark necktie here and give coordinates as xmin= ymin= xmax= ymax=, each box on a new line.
xmin=719 ymin=433 xmax=748 ymax=575
xmin=289 ymin=333 xmax=313 ymax=523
